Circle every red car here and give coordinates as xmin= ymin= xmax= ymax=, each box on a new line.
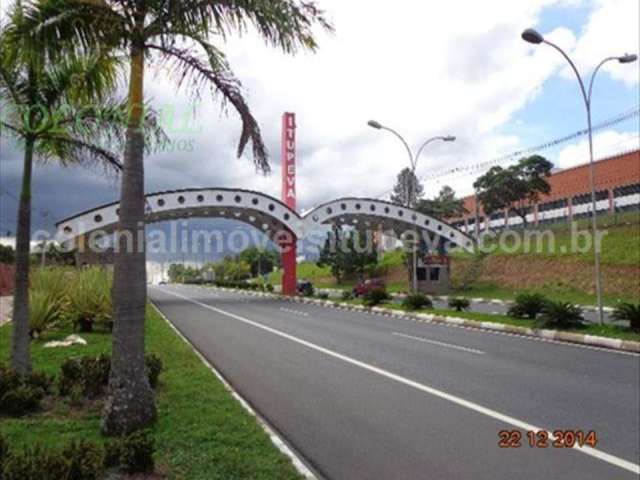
xmin=352 ymin=278 xmax=386 ymax=297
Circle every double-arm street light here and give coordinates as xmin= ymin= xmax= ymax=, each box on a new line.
xmin=368 ymin=120 xmax=456 ymax=293
xmin=522 ymin=28 xmax=637 ymax=325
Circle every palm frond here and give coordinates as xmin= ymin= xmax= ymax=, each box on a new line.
xmin=148 ymin=41 xmax=269 ymax=173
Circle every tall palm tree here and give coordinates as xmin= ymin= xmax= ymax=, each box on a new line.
xmin=38 ymin=0 xmax=332 ymax=434
xmin=0 ymin=2 xmax=164 ymax=375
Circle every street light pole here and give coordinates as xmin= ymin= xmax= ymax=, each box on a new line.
xmin=367 ymin=120 xmax=456 ymax=293
xmin=522 ymin=28 xmax=637 ymax=325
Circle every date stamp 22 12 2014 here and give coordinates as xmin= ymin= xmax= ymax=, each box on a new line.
xmin=498 ymin=430 xmax=598 ymax=449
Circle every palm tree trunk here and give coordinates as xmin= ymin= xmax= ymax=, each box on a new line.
xmin=10 ymin=136 xmax=34 ymax=375
xmin=102 ymin=44 xmax=156 ymax=435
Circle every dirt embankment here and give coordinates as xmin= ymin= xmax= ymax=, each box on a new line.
xmin=451 ymin=256 xmax=640 ymax=300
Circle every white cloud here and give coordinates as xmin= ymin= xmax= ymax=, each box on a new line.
xmin=143 ymin=0 xmax=581 ymax=210
xmin=567 ymin=0 xmax=639 ymax=86
xmin=555 ymin=129 xmax=640 ymax=168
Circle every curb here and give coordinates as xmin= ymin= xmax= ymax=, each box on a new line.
xmin=149 ymin=301 xmax=318 ymax=480
xmin=206 ymin=286 xmax=640 ymax=354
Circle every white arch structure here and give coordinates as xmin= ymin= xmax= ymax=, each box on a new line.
xmin=56 ymin=188 xmax=475 ymax=252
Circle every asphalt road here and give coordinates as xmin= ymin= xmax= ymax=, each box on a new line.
xmin=149 ymin=285 xmax=640 ymax=480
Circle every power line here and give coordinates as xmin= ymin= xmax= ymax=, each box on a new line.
xmin=374 ymin=107 xmax=640 ymax=200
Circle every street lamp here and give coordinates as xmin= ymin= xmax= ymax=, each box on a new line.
xmin=521 ymin=28 xmax=637 ymax=325
xmin=367 ymin=120 xmax=456 ymax=293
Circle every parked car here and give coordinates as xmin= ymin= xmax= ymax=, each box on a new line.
xmin=353 ymin=278 xmax=386 ymax=297
xmin=297 ymin=280 xmax=314 ymax=296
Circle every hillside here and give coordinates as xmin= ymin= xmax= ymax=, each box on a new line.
xmin=271 ymin=211 xmax=640 ymax=305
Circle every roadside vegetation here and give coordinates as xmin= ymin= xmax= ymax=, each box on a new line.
xmin=0 ymin=268 xmax=303 ymax=479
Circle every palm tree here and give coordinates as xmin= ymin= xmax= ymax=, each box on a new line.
xmin=1 ymin=4 xmax=126 ymax=375
xmin=38 ymin=0 xmax=332 ymax=434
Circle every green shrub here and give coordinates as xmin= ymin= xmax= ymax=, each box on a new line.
xmin=24 ymin=371 xmax=53 ymax=395
xmin=58 ymin=357 xmax=83 ymax=396
xmin=28 ymin=290 xmax=63 ymax=338
xmin=266 ymin=283 xmax=274 ymax=292
xmin=539 ymin=301 xmax=584 ymax=328
xmin=0 ymin=385 xmax=45 ymax=416
xmin=68 ymin=267 xmax=113 ymax=332
xmin=508 ymin=293 xmax=547 ymax=319
xmin=2 ymin=441 xmax=103 ymax=480
xmin=118 ymin=430 xmax=155 ymax=474
xmin=30 ymin=267 xmax=70 ymax=305
xmin=145 ymin=354 xmax=163 ymax=389
xmin=63 ymin=440 xmax=104 ymax=480
xmin=341 ymin=290 xmax=354 ymax=301
xmin=0 ymin=433 xmax=8 ymax=473
xmin=59 ymin=354 xmax=161 ymax=398
xmin=103 ymin=438 xmax=123 ymax=468
xmin=448 ymin=297 xmax=471 ymax=312
xmin=612 ymin=302 xmax=640 ymax=332
xmin=318 ymin=292 xmax=329 ymax=300
xmin=0 ymin=365 xmax=21 ymax=399
xmin=402 ymin=294 xmax=433 ymax=311
xmin=363 ymin=288 xmax=391 ymax=307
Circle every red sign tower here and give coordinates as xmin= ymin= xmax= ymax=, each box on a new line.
xmin=281 ymin=112 xmax=297 ymax=295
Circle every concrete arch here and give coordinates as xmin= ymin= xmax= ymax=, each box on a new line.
xmin=55 ymin=188 xmax=303 ymax=245
xmin=302 ymin=197 xmax=475 ymax=252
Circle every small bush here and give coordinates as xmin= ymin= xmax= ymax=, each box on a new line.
xmin=29 ymin=290 xmax=64 ymax=338
xmin=508 ymin=293 xmax=547 ymax=319
xmin=448 ymin=297 xmax=471 ymax=312
xmin=318 ymin=292 xmax=329 ymax=300
xmin=68 ymin=267 xmax=113 ymax=332
xmin=145 ymin=354 xmax=163 ymax=389
xmin=103 ymin=438 xmax=123 ymax=468
xmin=0 ymin=385 xmax=45 ymax=416
xmin=266 ymin=283 xmax=274 ymax=292
xmin=0 ymin=433 xmax=8 ymax=472
xmin=539 ymin=301 xmax=584 ymax=328
xmin=363 ymin=288 xmax=391 ymax=307
xmin=341 ymin=290 xmax=354 ymax=301
xmin=118 ymin=430 xmax=155 ymax=474
xmin=612 ymin=303 xmax=640 ymax=332
xmin=402 ymin=294 xmax=433 ymax=311
xmin=24 ymin=371 xmax=53 ymax=395
xmin=2 ymin=441 xmax=103 ymax=480
xmin=58 ymin=358 xmax=83 ymax=396
xmin=63 ymin=440 xmax=104 ymax=480
xmin=0 ymin=365 xmax=21 ymax=398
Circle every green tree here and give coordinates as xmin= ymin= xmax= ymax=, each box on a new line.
xmin=318 ymin=226 xmax=377 ymax=283
xmin=390 ymin=167 xmax=424 ymax=206
xmin=0 ymin=4 xmax=145 ymax=374
xmin=473 ymin=155 xmax=553 ymax=226
xmin=416 ymin=185 xmax=467 ymax=220
xmin=0 ymin=244 xmax=15 ymax=264
xmin=239 ymin=247 xmax=280 ymax=277
xmin=39 ymin=0 xmax=332 ymax=434
xmin=213 ymin=257 xmax=251 ymax=281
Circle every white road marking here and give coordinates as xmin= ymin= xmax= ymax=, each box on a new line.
xmin=393 ymin=332 xmax=485 ymax=355
xmin=280 ymin=307 xmax=309 ymax=317
xmin=154 ymin=287 xmax=640 ymax=475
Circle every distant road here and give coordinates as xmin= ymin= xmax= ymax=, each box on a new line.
xmin=149 ymin=285 xmax=640 ymax=480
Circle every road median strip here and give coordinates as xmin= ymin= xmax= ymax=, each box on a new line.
xmin=204 ymin=286 xmax=640 ymax=354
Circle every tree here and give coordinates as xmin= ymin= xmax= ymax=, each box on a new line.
xmin=37 ymin=0 xmax=332 ymax=434
xmin=318 ymin=226 xmax=377 ymax=283
xmin=0 ymin=244 xmax=15 ymax=264
xmin=416 ymin=185 xmax=467 ymax=220
xmin=390 ymin=167 xmax=424 ymax=206
xmin=239 ymin=247 xmax=280 ymax=277
xmin=0 ymin=4 xmax=143 ymax=374
xmin=473 ymin=155 xmax=553 ymax=226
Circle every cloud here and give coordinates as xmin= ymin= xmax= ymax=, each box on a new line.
xmin=555 ymin=129 xmax=640 ymax=168
xmin=568 ymin=0 xmax=640 ymax=86
xmin=1 ymin=0 xmax=636 ymax=236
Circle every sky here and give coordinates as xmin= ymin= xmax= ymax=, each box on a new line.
xmin=0 ymin=0 xmax=639 ymax=238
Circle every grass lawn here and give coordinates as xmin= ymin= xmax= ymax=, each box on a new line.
xmin=330 ymin=297 xmax=640 ymax=342
xmin=0 ymin=306 xmax=303 ymax=480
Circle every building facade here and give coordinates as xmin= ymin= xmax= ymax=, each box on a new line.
xmin=449 ymin=149 xmax=640 ymax=234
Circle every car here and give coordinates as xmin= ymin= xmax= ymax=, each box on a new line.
xmin=352 ymin=278 xmax=386 ymax=297
xmin=296 ymin=280 xmax=314 ymax=296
